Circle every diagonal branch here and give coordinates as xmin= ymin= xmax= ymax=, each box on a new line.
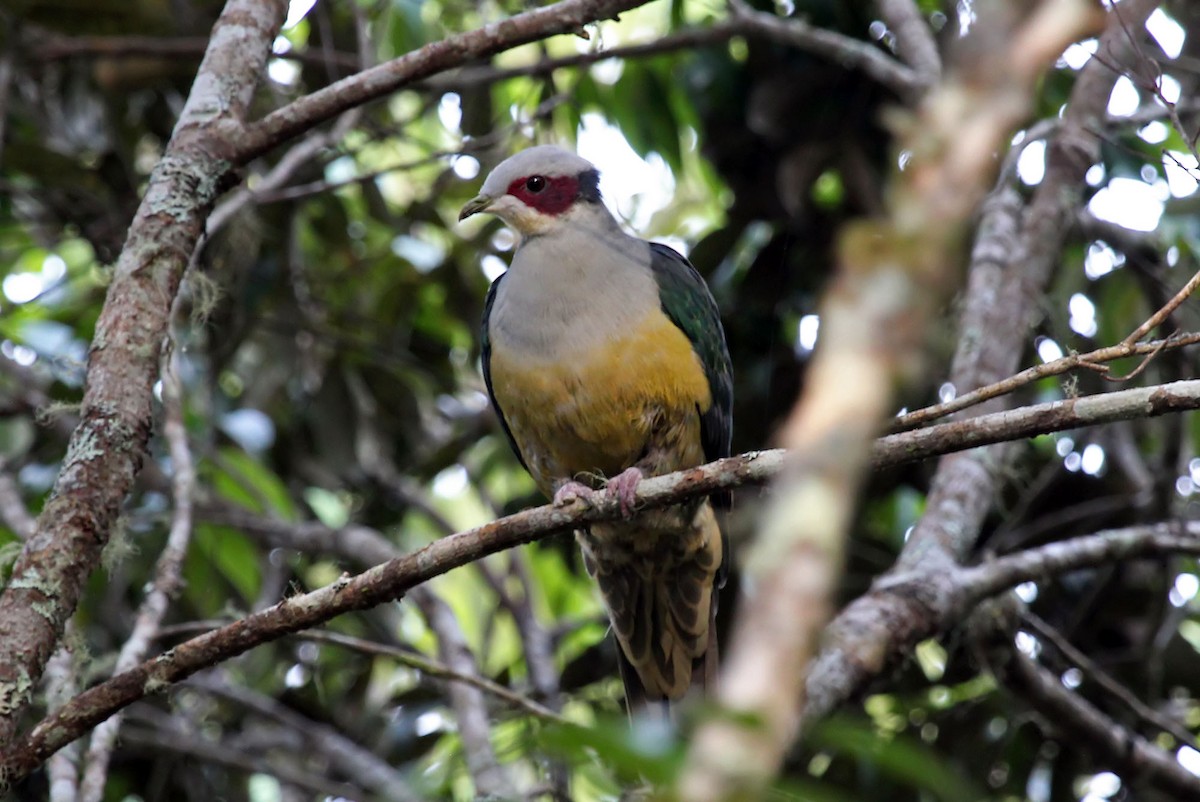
xmin=233 ymin=0 xmax=654 ymax=161
xmin=1020 ymin=611 xmax=1198 ymax=748
xmin=1003 ymin=650 xmax=1200 ymax=797
xmin=893 ymin=331 xmax=1200 ymax=430
xmin=7 ymin=374 xmax=1196 ymax=784
xmin=0 ymin=0 xmax=681 ymax=760
xmin=0 ymin=0 xmax=289 ymax=750
xmin=76 ymin=345 xmax=198 ymax=802
xmin=874 ymin=0 xmax=940 ymax=87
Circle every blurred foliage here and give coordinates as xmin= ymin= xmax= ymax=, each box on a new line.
xmin=3 ymin=0 xmax=1200 ymax=800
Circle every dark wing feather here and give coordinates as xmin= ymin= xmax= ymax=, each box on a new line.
xmin=647 ymin=242 xmax=734 ymax=503
xmin=480 ymin=273 xmax=529 ymax=472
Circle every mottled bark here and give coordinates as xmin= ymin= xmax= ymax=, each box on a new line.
xmin=0 ymin=0 xmax=288 ymax=749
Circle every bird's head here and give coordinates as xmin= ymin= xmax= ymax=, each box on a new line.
xmin=458 ymin=145 xmax=605 ymax=237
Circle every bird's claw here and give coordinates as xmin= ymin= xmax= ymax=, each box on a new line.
xmin=553 ymin=480 xmax=595 ymax=507
xmin=606 ymin=467 xmax=643 ymax=519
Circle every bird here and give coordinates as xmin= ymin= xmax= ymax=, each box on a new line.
xmin=459 ymin=145 xmax=733 ymax=709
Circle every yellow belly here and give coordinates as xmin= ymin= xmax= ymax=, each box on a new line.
xmin=489 ymin=310 xmax=711 ymax=495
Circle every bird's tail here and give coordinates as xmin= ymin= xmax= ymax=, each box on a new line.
xmin=615 ymin=592 xmax=719 ymax=714
xmin=593 ymin=501 xmax=724 ymax=711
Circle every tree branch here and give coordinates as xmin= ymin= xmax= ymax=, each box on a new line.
xmin=1004 ymin=650 xmax=1200 ymax=798
xmin=874 ymin=0 xmax=940 ymax=87
xmin=798 ymin=0 xmax=1159 ymax=735
xmin=296 ymin=629 xmax=566 ymax=724
xmin=728 ymin=0 xmax=922 ymax=99
xmin=1020 ymin=611 xmax=1197 ymax=748
xmin=0 ymin=0 xmax=289 ymax=750
xmin=232 ymin=0 xmax=654 ymax=161
xmin=76 ymin=345 xmax=197 ymax=802
xmin=3 ymin=376 xmax=1199 ymax=781
xmin=679 ymin=1 xmax=1104 ymax=796
xmin=187 ymin=673 xmax=423 ymax=801
xmin=893 ymin=333 xmax=1200 ymax=431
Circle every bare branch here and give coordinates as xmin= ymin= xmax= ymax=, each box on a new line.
xmin=1020 ymin=612 xmax=1197 ymax=748
xmin=119 ymin=715 xmax=365 ymax=799
xmin=297 ymin=630 xmax=567 ymax=724
xmin=894 ymin=331 xmax=1200 ymax=430
xmin=414 ymin=589 xmax=517 ymax=797
xmin=6 ymin=377 xmax=1200 ymax=782
xmin=31 ymin=32 xmax=363 ymax=72
xmin=1122 ymin=268 xmax=1200 ymax=346
xmin=955 ymin=522 xmax=1200 ymax=601
xmin=233 ymin=0 xmax=655 ymax=161
xmin=728 ymin=0 xmax=923 ymax=99
xmin=43 ymin=639 xmax=81 ymax=802
xmin=187 ymin=673 xmax=423 ymax=802
xmin=1004 ymin=651 xmax=1200 ymax=798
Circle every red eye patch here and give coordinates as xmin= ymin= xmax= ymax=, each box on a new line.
xmin=506 ymin=175 xmax=581 ymax=216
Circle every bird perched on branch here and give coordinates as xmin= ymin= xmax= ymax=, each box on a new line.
xmin=460 ymin=145 xmax=733 ymax=709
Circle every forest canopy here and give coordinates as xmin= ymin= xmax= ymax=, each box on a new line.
xmin=2 ymin=0 xmax=1200 ymax=800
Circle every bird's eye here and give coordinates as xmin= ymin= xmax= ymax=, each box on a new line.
xmin=525 ymin=176 xmax=546 ymax=193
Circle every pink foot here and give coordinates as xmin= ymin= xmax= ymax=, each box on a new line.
xmin=606 ymin=467 xmax=644 ymax=518
xmin=553 ymin=480 xmax=595 ymax=507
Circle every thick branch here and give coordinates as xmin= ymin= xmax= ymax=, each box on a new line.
xmin=956 ymin=522 xmax=1200 ymax=601
xmin=77 ymin=348 xmax=197 ymax=802
xmin=233 ymin=0 xmax=653 ymax=161
xmin=0 ymin=0 xmax=288 ymax=749
xmin=5 ymin=378 xmax=1199 ymax=782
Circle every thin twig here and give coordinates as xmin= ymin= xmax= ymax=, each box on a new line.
xmin=893 ymin=331 xmax=1200 ymax=430
xmin=1005 ymin=651 xmax=1200 ymax=798
xmin=301 ymin=629 xmax=567 ymax=724
xmin=119 ymin=719 xmax=365 ymax=799
xmin=1122 ymin=268 xmax=1200 ymax=346
xmin=30 ymin=32 xmax=363 ymax=71
xmin=874 ymin=0 xmax=940 ymax=86
xmin=187 ymin=672 xmax=423 ymax=801
xmin=1021 ymin=612 xmax=1197 ymax=748
xmin=43 ymin=638 xmax=81 ymax=802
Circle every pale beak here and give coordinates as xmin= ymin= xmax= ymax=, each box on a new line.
xmin=458 ymin=194 xmax=493 ymax=221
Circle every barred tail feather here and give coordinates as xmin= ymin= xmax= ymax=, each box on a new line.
xmin=592 ymin=503 xmax=724 ymax=710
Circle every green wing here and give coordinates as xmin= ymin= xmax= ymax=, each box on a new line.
xmin=648 ymin=242 xmax=733 ymax=500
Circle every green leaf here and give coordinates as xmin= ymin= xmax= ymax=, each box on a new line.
xmin=537 ymin=718 xmax=684 ymax=785
xmin=208 ymin=447 xmax=296 ymax=520
xmin=811 ymin=716 xmax=986 ymax=802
